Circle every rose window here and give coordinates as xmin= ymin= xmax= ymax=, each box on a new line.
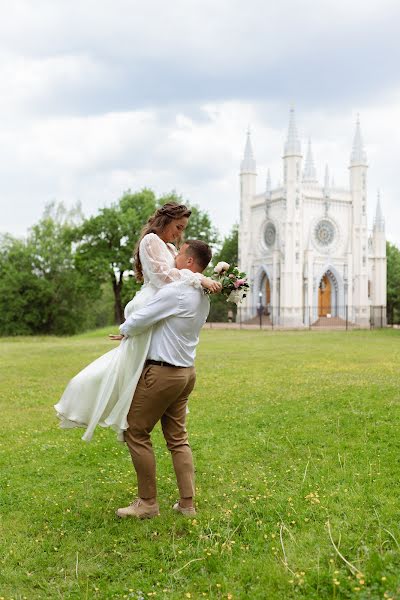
xmin=314 ymin=219 xmax=335 ymax=247
xmin=264 ymin=222 xmax=276 ymax=248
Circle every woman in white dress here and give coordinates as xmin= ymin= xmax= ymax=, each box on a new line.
xmin=54 ymin=203 xmax=220 ymax=442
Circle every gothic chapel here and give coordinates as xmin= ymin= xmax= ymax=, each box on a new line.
xmin=238 ymin=109 xmax=386 ymax=327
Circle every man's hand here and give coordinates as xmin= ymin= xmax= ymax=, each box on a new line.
xmin=108 ymin=334 xmax=124 ymax=341
xmin=202 ymin=277 xmax=222 ymax=294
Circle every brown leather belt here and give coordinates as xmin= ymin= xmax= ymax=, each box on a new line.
xmin=145 ymin=359 xmax=187 ymax=368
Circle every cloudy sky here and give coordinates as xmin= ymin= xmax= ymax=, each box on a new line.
xmin=0 ymin=0 xmax=399 ymax=244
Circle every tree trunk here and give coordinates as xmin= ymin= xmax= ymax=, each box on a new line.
xmin=112 ymin=277 xmax=124 ymax=324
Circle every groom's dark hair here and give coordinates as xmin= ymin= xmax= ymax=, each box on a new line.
xmin=184 ymin=240 xmax=212 ymax=271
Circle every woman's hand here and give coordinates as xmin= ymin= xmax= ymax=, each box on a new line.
xmin=201 ymin=277 xmax=222 ymax=294
xmin=108 ymin=334 xmax=124 ymax=341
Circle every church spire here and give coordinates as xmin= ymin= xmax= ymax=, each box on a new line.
xmin=266 ymin=169 xmax=271 ymax=193
xmin=323 ymin=165 xmax=330 ymax=214
xmin=284 ymin=107 xmax=301 ymax=157
xmin=350 ymin=116 xmax=367 ymax=166
xmin=303 ymin=139 xmax=317 ymax=182
xmin=374 ymin=190 xmax=385 ymax=232
xmin=324 ymin=165 xmax=330 ymax=192
xmin=265 ymin=169 xmax=272 ymax=216
xmin=240 ymin=129 xmax=256 ymax=173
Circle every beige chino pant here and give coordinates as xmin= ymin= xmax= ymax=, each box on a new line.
xmin=124 ymin=364 xmax=196 ymax=500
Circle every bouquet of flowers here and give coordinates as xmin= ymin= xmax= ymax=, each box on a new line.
xmin=212 ymin=261 xmax=249 ymax=305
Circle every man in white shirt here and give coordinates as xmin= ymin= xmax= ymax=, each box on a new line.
xmin=116 ymin=240 xmax=214 ymax=519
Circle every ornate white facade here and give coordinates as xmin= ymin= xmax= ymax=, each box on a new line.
xmin=239 ymin=109 xmax=386 ymax=327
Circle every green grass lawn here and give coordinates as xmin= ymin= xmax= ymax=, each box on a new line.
xmin=0 ymin=329 xmax=400 ymax=600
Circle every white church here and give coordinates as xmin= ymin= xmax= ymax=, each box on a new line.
xmin=239 ymin=109 xmax=386 ymax=328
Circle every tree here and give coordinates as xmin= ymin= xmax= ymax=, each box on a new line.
xmin=0 ymin=190 xmax=222 ymax=335
xmin=73 ymin=189 xmax=156 ymax=324
xmin=0 ymin=234 xmax=49 ymax=335
xmin=0 ymin=203 xmax=100 ymax=335
xmin=212 ymin=224 xmax=238 ymax=266
xmin=208 ymin=225 xmax=239 ymax=322
xmin=387 ymin=241 xmax=400 ymax=324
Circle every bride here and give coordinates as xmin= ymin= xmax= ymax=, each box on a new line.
xmin=54 ymin=202 xmax=220 ymax=442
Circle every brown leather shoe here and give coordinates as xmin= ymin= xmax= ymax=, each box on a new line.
xmin=173 ymin=501 xmax=196 ymax=517
xmin=116 ymin=498 xmax=160 ymax=519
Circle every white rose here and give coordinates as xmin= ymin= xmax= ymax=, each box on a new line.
xmin=226 ymin=289 xmax=246 ymax=305
xmin=214 ymin=261 xmax=230 ymax=274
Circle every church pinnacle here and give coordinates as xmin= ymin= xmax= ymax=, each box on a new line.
xmin=284 ymin=107 xmax=301 ymax=157
xmin=324 ymin=165 xmax=330 ymax=193
xmin=240 ymin=129 xmax=256 ymax=174
xmin=303 ymin=139 xmax=317 ymax=182
xmin=374 ymin=191 xmax=385 ymax=232
xmin=350 ymin=116 xmax=367 ymax=166
xmin=266 ymin=169 xmax=272 ymax=193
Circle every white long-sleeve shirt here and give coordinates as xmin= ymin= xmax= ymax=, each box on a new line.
xmin=119 ymin=281 xmax=210 ymax=367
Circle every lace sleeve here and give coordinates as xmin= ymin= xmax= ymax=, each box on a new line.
xmin=139 ymin=233 xmax=203 ymax=289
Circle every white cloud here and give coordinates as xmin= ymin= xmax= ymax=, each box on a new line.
xmin=1 ymin=96 xmax=398 ymax=245
xmin=0 ymin=0 xmax=399 ymax=247
xmin=2 ymin=0 xmax=400 ymax=114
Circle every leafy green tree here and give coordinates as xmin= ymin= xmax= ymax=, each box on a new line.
xmin=74 ymin=189 xmax=157 ymax=324
xmin=208 ymin=225 xmax=239 ymax=322
xmin=42 ymin=200 xmax=84 ymax=227
xmin=0 ymin=234 xmax=48 ymax=335
xmin=0 ymin=190 xmax=222 ymax=335
xmin=29 ymin=204 xmax=102 ymax=334
xmin=212 ymin=224 xmax=238 ymax=266
xmin=0 ymin=203 xmax=100 ymax=335
xmin=387 ymin=241 xmax=400 ymax=324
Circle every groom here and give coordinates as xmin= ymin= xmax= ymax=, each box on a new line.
xmin=115 ymin=239 xmax=215 ymax=519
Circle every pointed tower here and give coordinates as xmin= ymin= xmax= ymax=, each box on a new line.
xmin=239 ymin=129 xmax=257 ymax=287
xmin=323 ymin=165 xmax=330 ymax=193
xmin=371 ymin=191 xmax=387 ymax=318
xmin=373 ymin=191 xmax=385 ymax=232
xmin=349 ymin=116 xmax=369 ymax=325
xmin=351 ymin=117 xmax=367 ymax=165
xmin=323 ymin=164 xmax=330 ymax=215
xmin=241 ymin=129 xmax=256 ymax=174
xmin=284 ymin=108 xmax=301 ymax=157
xmin=303 ymin=139 xmax=317 ymax=183
xmin=281 ymin=107 xmax=303 ymax=327
xmin=266 ymin=169 xmax=272 ymax=195
xmin=265 ymin=169 xmax=272 ymax=216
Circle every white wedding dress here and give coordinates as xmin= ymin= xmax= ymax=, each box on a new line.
xmin=54 ymin=233 xmax=202 ymax=442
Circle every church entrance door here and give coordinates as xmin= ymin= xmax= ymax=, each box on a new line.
xmin=318 ymin=274 xmax=331 ymax=316
xmin=265 ymin=278 xmax=271 ymax=307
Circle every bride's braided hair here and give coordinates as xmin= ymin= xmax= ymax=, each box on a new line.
xmin=134 ymin=202 xmax=192 ymax=282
